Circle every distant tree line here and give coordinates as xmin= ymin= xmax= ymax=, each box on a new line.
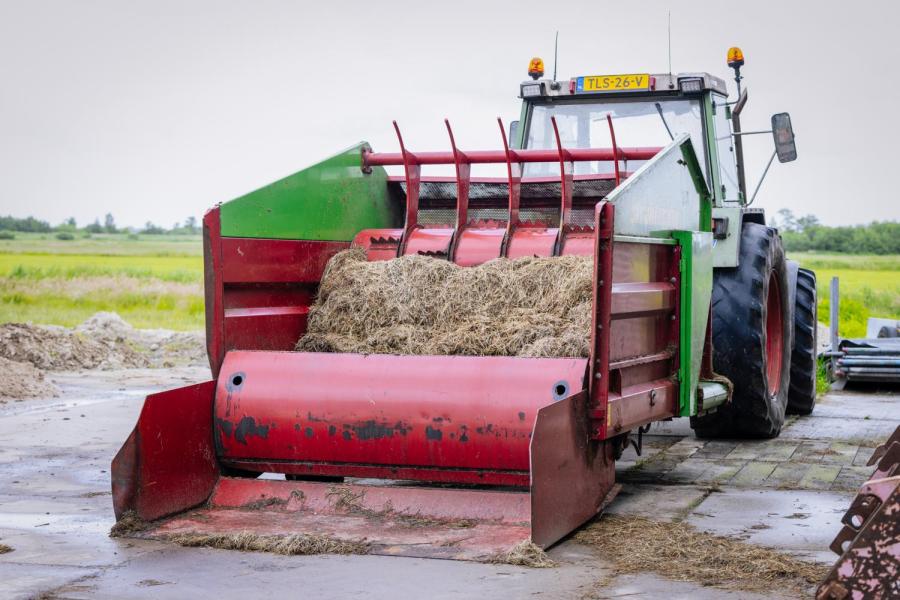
xmin=771 ymin=210 xmax=900 ymax=254
xmin=0 ymin=214 xmax=201 ymax=237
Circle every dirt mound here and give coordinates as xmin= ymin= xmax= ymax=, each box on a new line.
xmin=0 ymin=313 xmax=206 ymax=372
xmin=297 ymin=248 xmax=592 ymax=358
xmin=0 ymin=357 xmax=59 ymax=402
xmin=0 ymin=321 xmax=147 ymax=370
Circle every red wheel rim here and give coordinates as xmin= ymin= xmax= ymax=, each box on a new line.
xmin=765 ymin=273 xmax=784 ymax=397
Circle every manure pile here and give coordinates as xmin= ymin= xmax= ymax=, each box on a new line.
xmin=297 ymin=248 xmax=593 ymax=358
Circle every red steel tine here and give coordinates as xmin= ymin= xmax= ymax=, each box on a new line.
xmin=393 ymin=121 xmax=421 ymax=248
xmin=550 ymin=116 xmax=574 ymax=230
xmin=498 ymin=117 xmax=521 ymax=231
xmin=606 ymin=114 xmax=621 ymax=187
xmin=444 ymin=119 xmax=470 ymax=230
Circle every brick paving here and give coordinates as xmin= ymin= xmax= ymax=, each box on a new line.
xmin=617 ymin=388 xmax=898 ymax=492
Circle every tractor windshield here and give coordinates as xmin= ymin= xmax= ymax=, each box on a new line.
xmin=525 ymin=98 xmax=705 ymax=178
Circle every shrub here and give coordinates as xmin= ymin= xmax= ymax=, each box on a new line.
xmin=55 ymin=231 xmax=75 ymax=241
xmin=0 ymin=230 xmax=15 ymax=240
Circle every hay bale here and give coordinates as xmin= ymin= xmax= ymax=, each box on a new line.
xmin=297 ymin=248 xmax=592 ymax=358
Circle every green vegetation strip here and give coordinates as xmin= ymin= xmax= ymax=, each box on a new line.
xmin=0 ymin=238 xmax=896 ymax=337
xmin=0 ymin=253 xmax=201 ymax=283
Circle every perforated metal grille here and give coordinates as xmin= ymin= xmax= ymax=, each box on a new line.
xmin=397 ymin=179 xmax=616 ymax=201
xmin=418 ymin=209 xmax=456 ymax=226
xmin=568 ymin=208 xmax=597 ymax=227
xmin=468 ymin=208 xmax=509 ymax=224
xmin=392 ymin=178 xmax=613 ymax=228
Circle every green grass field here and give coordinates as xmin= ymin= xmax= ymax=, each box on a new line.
xmin=792 ymin=252 xmax=900 ymax=338
xmin=0 ymin=233 xmax=203 ymax=330
xmin=0 ymin=235 xmax=897 ymax=336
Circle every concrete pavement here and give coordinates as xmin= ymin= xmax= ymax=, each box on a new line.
xmin=0 ymin=369 xmax=894 ymax=599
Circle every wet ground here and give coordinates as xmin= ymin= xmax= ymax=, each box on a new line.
xmin=0 ymin=368 xmax=896 ymax=599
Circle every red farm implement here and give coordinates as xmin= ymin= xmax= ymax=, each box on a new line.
xmin=113 ymin=56 xmax=816 ymax=561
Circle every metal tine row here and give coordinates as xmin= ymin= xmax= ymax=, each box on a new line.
xmin=390 ymin=116 xmax=626 ymax=235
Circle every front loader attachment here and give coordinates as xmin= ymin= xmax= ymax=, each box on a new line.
xmin=113 ymin=119 xmax=716 ymax=560
xmin=112 ymin=353 xmax=616 ymax=558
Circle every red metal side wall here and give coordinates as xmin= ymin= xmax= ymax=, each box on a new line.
xmin=203 ymin=207 xmax=348 ymax=377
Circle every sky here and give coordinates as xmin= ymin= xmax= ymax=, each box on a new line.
xmin=1 ymin=0 xmax=898 ymax=229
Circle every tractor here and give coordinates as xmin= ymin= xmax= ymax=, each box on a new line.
xmin=111 ymin=47 xmax=819 ymax=559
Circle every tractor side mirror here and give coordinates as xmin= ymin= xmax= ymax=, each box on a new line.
xmin=771 ymin=112 xmax=797 ymax=163
xmin=509 ymin=120 xmax=520 ymax=149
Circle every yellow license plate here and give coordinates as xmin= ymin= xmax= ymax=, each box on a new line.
xmin=577 ymin=74 xmax=650 ymax=92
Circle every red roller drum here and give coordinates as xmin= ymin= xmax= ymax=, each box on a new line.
xmin=214 ymin=351 xmax=588 ymax=486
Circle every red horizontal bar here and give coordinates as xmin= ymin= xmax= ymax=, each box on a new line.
xmin=385 ymin=173 xmax=634 ymax=184
xmin=224 ymin=306 xmax=308 ymax=318
xmin=221 ymin=460 xmax=530 ymax=488
xmin=221 ymin=238 xmax=348 ymax=284
xmin=600 ymin=379 xmax=676 ymax=436
xmin=610 ymin=282 xmax=676 ymax=319
xmin=365 ymin=147 xmax=660 ymax=167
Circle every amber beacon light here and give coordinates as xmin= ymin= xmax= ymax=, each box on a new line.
xmin=528 ymin=57 xmax=545 ymax=80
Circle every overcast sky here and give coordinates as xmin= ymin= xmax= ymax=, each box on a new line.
xmin=1 ymin=0 xmax=897 ymax=229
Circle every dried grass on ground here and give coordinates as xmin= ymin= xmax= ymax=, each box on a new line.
xmin=0 ymin=356 xmax=59 ymax=402
xmin=575 ymin=515 xmax=827 ymax=593
xmin=0 ymin=543 xmax=12 ymax=554
xmin=109 ymin=510 xmax=150 ymax=537
xmin=324 ymin=485 xmax=475 ymax=529
xmin=166 ymin=532 xmax=368 ymax=556
xmin=488 ymin=540 xmax=557 ymax=568
xmin=297 ymin=248 xmax=592 ymax=358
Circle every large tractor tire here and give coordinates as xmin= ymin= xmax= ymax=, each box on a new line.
xmin=691 ymin=223 xmax=792 ymax=438
xmin=786 ymin=267 xmax=817 ymax=415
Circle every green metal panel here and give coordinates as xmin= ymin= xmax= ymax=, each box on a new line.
xmin=711 ymin=206 xmax=742 ymax=268
xmin=220 ymin=143 xmax=397 ymax=241
xmin=678 ymin=140 xmax=713 ymax=233
xmin=671 ymin=230 xmax=714 ymax=416
xmin=702 ymin=93 xmax=724 ymax=207
xmin=515 ymin=101 xmax=530 ymax=149
xmin=607 ymin=135 xmax=705 ymax=237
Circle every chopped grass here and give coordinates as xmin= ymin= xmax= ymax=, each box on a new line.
xmin=298 ymin=248 xmax=592 ymax=358
xmin=166 ymin=532 xmax=368 ymax=556
xmin=488 ymin=540 xmax=556 ymax=568
xmin=109 ymin=511 xmax=150 ymax=537
xmin=324 ymin=485 xmax=476 ymax=529
xmin=575 ymin=514 xmax=826 ymax=593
